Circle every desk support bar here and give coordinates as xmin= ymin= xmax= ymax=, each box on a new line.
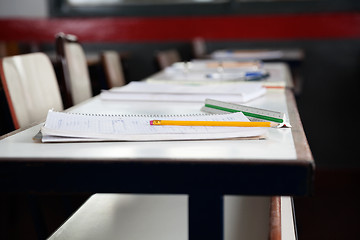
xmin=189 ymin=194 xmax=224 ymax=240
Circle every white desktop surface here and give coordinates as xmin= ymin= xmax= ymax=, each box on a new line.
xmin=0 ymin=91 xmax=296 ymax=162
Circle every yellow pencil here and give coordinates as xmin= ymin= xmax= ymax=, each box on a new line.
xmin=150 ymin=120 xmax=278 ymax=127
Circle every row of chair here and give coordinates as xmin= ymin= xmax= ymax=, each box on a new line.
xmin=0 ymin=32 xmax=126 ymax=130
xmin=0 ymin=34 xmax=207 ymax=132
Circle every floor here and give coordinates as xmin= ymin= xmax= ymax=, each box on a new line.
xmin=294 ymin=168 xmax=360 ymax=240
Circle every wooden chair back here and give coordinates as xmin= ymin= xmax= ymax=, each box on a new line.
xmin=56 ymin=32 xmax=92 ymax=108
xmin=156 ymin=49 xmax=181 ymax=69
xmin=0 ymin=52 xmax=63 ymax=129
xmin=101 ymin=51 xmax=126 ymax=88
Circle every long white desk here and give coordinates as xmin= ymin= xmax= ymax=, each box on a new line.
xmin=0 ymin=90 xmax=312 ymax=193
xmin=0 ymin=63 xmax=313 ymax=240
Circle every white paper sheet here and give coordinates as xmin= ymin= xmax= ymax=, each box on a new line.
xmin=41 ymin=111 xmax=266 ymax=142
xmin=100 ymin=82 xmax=266 ymax=103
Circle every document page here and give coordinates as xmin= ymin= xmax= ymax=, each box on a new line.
xmin=100 ymin=82 xmax=266 ymax=103
xmin=41 ymin=111 xmax=266 ymax=142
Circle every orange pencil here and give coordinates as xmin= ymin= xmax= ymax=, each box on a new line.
xmin=150 ymin=120 xmax=278 ymax=127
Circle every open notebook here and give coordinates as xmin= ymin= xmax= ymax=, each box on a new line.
xmin=40 ymin=110 xmax=267 ymax=142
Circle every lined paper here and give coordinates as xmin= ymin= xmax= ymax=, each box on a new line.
xmin=41 ymin=111 xmax=266 ymax=142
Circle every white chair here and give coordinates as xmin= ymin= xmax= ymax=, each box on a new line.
xmin=56 ymin=32 xmax=93 ymax=108
xmin=0 ymin=52 xmax=63 ymax=129
xmin=101 ymin=51 xmax=126 ymax=88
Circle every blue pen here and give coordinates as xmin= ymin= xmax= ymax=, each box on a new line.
xmin=206 ymin=70 xmax=269 ymax=81
xmin=244 ymin=71 xmax=269 ymax=81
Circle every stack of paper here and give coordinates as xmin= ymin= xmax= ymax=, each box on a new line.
xmin=100 ymin=82 xmax=266 ymax=103
xmin=147 ymin=60 xmax=269 ymax=83
xmin=146 ymin=60 xmax=289 ymax=88
xmin=40 ymin=110 xmax=266 ymax=142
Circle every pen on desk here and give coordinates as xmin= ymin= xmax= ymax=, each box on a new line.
xmin=245 ymin=71 xmax=269 ymax=81
xmin=205 ymin=71 xmax=268 ymax=81
xmin=150 ymin=120 xmax=278 ymax=127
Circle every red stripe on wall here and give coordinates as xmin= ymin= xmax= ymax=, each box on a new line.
xmin=1 ymin=13 xmax=360 ymax=43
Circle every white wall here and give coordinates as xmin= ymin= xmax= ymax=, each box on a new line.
xmin=0 ymin=0 xmax=48 ymax=17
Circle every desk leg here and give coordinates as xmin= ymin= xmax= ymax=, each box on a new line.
xmin=189 ymin=194 xmax=223 ymax=240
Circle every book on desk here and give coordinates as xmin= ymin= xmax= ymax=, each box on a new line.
xmin=100 ymin=81 xmax=266 ymax=103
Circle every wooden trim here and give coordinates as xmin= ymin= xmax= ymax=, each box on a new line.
xmin=269 ymin=196 xmax=281 ymax=240
xmin=286 ymin=89 xmax=313 ymax=163
xmin=0 ymin=58 xmax=20 ymax=129
xmin=0 ymin=12 xmax=360 ymax=43
xmin=286 ymin=89 xmax=314 ymax=194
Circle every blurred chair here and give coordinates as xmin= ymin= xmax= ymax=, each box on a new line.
xmin=155 ymin=49 xmax=181 ymax=70
xmin=101 ymin=51 xmax=126 ymax=88
xmin=0 ymin=52 xmax=63 ymax=129
xmin=192 ymin=37 xmax=207 ymax=59
xmin=55 ymin=32 xmax=92 ymax=108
